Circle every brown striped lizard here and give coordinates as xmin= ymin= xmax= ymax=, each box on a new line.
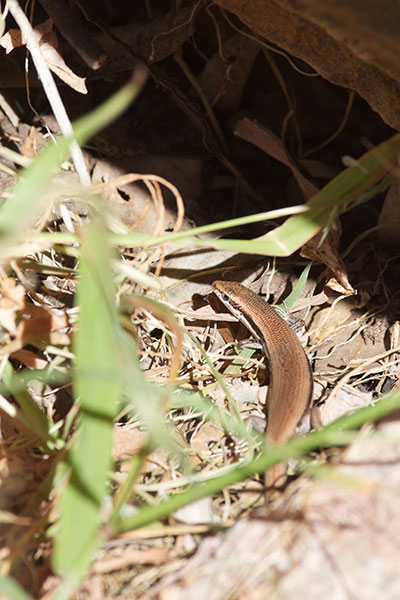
xmin=211 ymin=280 xmax=313 ymax=492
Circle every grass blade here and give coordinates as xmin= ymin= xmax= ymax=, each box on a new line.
xmin=114 ymin=386 xmax=400 ymax=534
xmin=52 ymin=217 xmax=122 ymax=582
xmin=0 ymin=577 xmax=35 ymax=600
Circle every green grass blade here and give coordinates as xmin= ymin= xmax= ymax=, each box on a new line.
xmin=260 ymin=134 xmax=400 ymax=255
xmin=171 ymin=388 xmax=262 ymax=446
xmin=1 ymin=360 xmax=54 ymax=446
xmin=114 ymin=386 xmax=400 ymax=534
xmin=0 ymin=577 xmax=35 ymax=600
xmin=279 ymin=261 xmax=312 ymax=311
xmin=21 ymin=134 xmax=400 ymax=262
xmin=52 ymin=217 xmax=123 ymax=581
xmin=0 ymin=367 xmax=70 ymax=396
xmin=104 ymin=134 xmax=400 ymax=258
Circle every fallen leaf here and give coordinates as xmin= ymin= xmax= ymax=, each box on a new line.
xmin=11 ymin=349 xmax=48 ymax=369
xmin=300 ymin=230 xmax=355 ymax=295
xmin=0 ymin=278 xmax=26 ymax=334
xmin=234 ymin=118 xmax=317 ymax=200
xmin=20 ymin=126 xmax=43 ymax=158
xmin=0 ymin=19 xmax=87 ymax=94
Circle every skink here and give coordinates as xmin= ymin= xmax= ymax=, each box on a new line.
xmin=212 ymin=280 xmax=313 ymax=491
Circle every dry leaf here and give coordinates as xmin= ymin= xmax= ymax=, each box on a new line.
xmin=0 ymin=28 xmax=23 ymax=53
xmin=0 ymin=19 xmax=87 ymax=94
xmin=0 ymin=278 xmax=26 ymax=334
xmin=39 ymin=28 xmax=88 ymax=94
xmin=17 ymin=304 xmax=68 ymax=344
xmin=300 ymin=230 xmax=355 ymax=295
xmin=234 ymin=118 xmax=317 ymax=200
xmin=20 ymin=126 xmax=41 ymax=158
xmin=320 ymin=386 xmax=374 ymax=426
xmin=10 ymin=349 xmax=48 ymax=369
xmin=0 ymin=19 xmax=52 ymax=52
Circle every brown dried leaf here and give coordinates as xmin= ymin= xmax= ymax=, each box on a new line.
xmin=16 ymin=304 xmax=69 ymax=346
xmin=20 ymin=126 xmax=42 ymax=158
xmin=0 ymin=19 xmax=87 ymax=94
xmin=109 ymin=6 xmax=196 ymax=64
xmin=0 ymin=277 xmax=26 ymax=307
xmin=0 ymin=28 xmax=23 ymax=53
xmin=39 ymin=28 xmax=88 ymax=94
xmin=234 ymin=118 xmax=317 ymax=200
xmin=0 ymin=278 xmax=26 ymax=334
xmin=10 ymin=349 xmax=48 ymax=369
xmin=301 ymin=230 xmax=355 ymax=295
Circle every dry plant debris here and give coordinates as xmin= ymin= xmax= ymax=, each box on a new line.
xmin=0 ymin=1 xmax=400 ymax=598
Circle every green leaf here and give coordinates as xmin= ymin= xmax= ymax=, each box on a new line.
xmin=257 ymin=134 xmax=400 ymax=255
xmin=52 ymin=217 xmax=123 ymax=581
xmin=0 ymin=577 xmax=35 ymax=600
xmin=279 ymin=261 xmax=312 ymax=311
xmin=1 ymin=361 xmax=54 ymax=447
